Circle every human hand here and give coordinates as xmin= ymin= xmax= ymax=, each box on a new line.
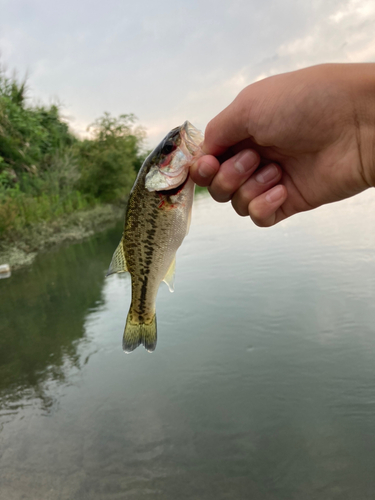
xmin=191 ymin=64 xmax=375 ymax=226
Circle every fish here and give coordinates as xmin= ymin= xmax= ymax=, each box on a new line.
xmin=107 ymin=121 xmax=203 ymax=353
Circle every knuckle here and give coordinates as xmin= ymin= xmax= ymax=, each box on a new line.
xmin=249 ymin=207 xmax=275 ymax=227
xmin=217 ymin=179 xmax=235 ymax=195
xmin=209 ymin=177 xmax=235 ymax=202
xmin=208 ymin=186 xmax=231 ymax=203
xmin=231 ymin=199 xmax=249 ymax=217
xmin=250 ymin=215 xmax=267 ymax=227
xmin=231 ymin=192 xmax=250 ymax=217
xmin=251 ymin=216 xmax=272 ymax=228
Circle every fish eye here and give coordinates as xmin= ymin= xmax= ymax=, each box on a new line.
xmin=162 ymin=141 xmax=176 ymax=155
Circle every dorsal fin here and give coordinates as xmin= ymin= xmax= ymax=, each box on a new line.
xmin=106 ymin=238 xmax=128 ymax=276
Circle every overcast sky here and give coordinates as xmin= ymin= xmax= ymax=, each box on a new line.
xmin=1 ymin=0 xmax=375 ymax=147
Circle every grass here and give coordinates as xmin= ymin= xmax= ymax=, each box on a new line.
xmin=0 ymin=189 xmax=94 ymax=237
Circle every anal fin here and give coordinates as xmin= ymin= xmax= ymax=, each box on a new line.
xmin=163 ymin=256 xmax=176 ymax=292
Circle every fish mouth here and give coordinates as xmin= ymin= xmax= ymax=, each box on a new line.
xmin=156 ymin=175 xmax=189 ymax=196
xmin=182 ymin=121 xmax=204 ymax=154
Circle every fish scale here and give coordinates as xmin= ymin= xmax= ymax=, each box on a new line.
xmin=107 ymin=121 xmax=203 ymax=352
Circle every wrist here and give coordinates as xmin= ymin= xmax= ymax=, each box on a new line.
xmin=350 ymin=64 xmax=375 ymax=188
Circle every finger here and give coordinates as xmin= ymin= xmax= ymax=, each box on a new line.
xmin=231 ymin=163 xmax=282 ymax=216
xmin=208 ymin=149 xmax=260 ymax=203
xmin=190 ymin=155 xmax=220 ymax=187
xmin=248 ymin=185 xmax=288 ymax=227
xmin=202 ymin=88 xmax=253 ymax=156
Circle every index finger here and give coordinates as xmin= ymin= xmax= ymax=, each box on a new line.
xmin=202 ymin=88 xmax=252 ymax=157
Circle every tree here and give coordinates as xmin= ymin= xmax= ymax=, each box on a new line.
xmin=77 ymin=113 xmax=145 ymax=202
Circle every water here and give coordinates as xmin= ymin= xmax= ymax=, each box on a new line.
xmin=1 ymin=192 xmax=375 ymax=499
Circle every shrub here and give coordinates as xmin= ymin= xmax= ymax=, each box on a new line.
xmin=0 ymin=66 xmax=147 ymax=236
xmin=77 ymin=113 xmax=145 ymax=202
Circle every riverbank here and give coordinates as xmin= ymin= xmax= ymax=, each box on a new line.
xmin=1 ymin=189 xmax=209 ymax=272
xmin=0 ymin=203 xmax=124 ymax=270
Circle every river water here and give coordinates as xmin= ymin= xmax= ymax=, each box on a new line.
xmin=1 ymin=191 xmax=375 ymax=500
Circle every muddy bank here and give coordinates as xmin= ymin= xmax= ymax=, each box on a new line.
xmin=0 ymin=204 xmax=124 ymax=271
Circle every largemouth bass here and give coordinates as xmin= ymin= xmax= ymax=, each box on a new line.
xmin=107 ymin=121 xmax=203 ymax=353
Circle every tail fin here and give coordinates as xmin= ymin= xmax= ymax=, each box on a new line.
xmin=123 ymin=314 xmax=157 ymax=353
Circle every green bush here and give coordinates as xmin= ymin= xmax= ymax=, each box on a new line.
xmin=0 ymin=66 xmax=146 ymax=237
xmin=77 ymin=113 xmax=145 ymax=202
xmin=0 ymin=69 xmax=76 ymax=176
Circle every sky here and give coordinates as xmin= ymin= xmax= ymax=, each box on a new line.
xmin=1 ymin=0 xmax=375 ymax=147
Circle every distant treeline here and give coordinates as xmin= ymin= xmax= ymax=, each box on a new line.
xmin=0 ymin=66 xmax=147 ymax=237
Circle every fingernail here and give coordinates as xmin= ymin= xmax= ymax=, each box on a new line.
xmin=233 ymin=150 xmax=257 ymax=174
xmin=255 ymin=164 xmax=278 ymax=184
xmin=199 ymin=161 xmax=214 ymax=178
xmin=265 ymin=185 xmax=284 ymax=203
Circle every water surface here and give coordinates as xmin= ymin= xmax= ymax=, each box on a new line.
xmin=1 ymin=192 xmax=375 ymax=499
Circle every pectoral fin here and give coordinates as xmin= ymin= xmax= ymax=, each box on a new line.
xmin=163 ymin=256 xmax=176 ymax=292
xmin=106 ymin=238 xmax=128 ymax=276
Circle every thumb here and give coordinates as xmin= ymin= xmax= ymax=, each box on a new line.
xmin=202 ymin=88 xmax=253 ymax=156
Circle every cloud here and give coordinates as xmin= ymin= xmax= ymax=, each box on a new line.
xmin=1 ymin=0 xmax=374 ymax=147
xmin=330 ymin=0 xmax=375 ymax=23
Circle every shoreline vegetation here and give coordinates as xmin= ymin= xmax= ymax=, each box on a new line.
xmin=0 ymin=203 xmax=124 ymax=270
xmin=0 ymin=66 xmax=147 ymax=270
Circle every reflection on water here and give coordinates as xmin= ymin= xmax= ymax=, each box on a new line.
xmin=0 ymin=229 xmax=119 ymax=420
xmin=1 ymin=192 xmax=375 ymax=499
